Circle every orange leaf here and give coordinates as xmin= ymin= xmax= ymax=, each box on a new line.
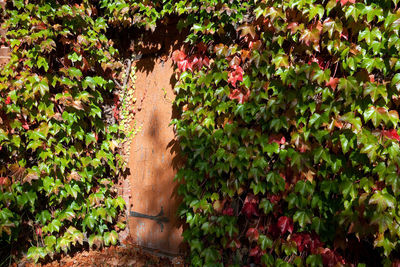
xmin=326 ymin=77 xmax=339 ymax=90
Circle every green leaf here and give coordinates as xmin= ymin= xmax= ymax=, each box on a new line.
xmin=258 ymin=235 xmax=273 ymax=250
xmin=83 ymin=214 xmax=96 ymax=230
xmin=88 ymin=234 xmax=103 ymax=248
xmin=340 ymin=134 xmax=351 ymax=154
xmin=36 ymin=210 xmax=51 ymax=224
xmin=85 ymin=132 xmax=97 ymax=146
xmin=33 ymin=80 xmax=49 ymax=96
xmin=44 ymin=235 xmax=57 ymax=248
xmin=392 ymin=73 xmax=400 ymax=87
xmin=27 ymin=247 xmax=47 ymax=263
xmin=306 ymin=254 xmax=323 ymax=267
xmin=374 ymin=233 xmax=395 ymax=257
xmin=293 ymin=210 xmax=311 ymax=228
xmin=364 ymin=83 xmax=387 ymax=103
xmin=259 ymin=199 xmax=273 ymax=214
xmin=46 ymin=219 xmax=62 ymax=233
xmin=69 ymin=67 xmax=83 ymax=80
xmin=37 ymin=56 xmax=49 ymax=71
xmin=242 ymin=75 xmax=251 ymax=88
xmin=369 ymin=190 xmax=396 ymax=211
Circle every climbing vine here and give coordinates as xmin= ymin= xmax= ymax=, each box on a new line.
xmin=171 ymin=0 xmax=400 ymax=266
xmin=2 ymin=0 xmax=400 ymax=266
xmin=0 ymin=1 xmax=127 ymax=263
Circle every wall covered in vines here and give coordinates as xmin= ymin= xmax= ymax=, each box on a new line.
xmin=1 ymin=0 xmax=400 ymax=266
xmin=171 ymin=0 xmax=400 ymax=266
xmin=0 ymin=0 xmax=127 ymax=264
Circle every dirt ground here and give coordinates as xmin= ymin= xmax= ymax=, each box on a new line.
xmin=12 ymin=244 xmax=184 ymax=267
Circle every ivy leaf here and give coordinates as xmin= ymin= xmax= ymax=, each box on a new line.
xmin=259 ymin=199 xmax=273 ymax=214
xmin=369 ymin=190 xmax=396 ymax=211
xmin=277 ymin=216 xmax=293 ymax=234
xmin=46 ymin=219 xmax=62 ymax=233
xmin=258 ymin=235 xmax=273 ymax=250
xmin=326 ymin=77 xmax=339 ymax=90
xmin=44 ymin=236 xmax=57 ymax=248
xmin=83 ymin=214 xmax=96 ymax=230
xmin=103 ymin=230 xmax=118 ymax=246
xmin=382 ymin=129 xmax=400 ymax=141
xmin=293 ymin=211 xmax=311 ymax=228
xmin=340 ymin=134 xmax=351 ymax=154
xmin=85 ymin=132 xmax=97 ymax=146
xmin=68 ymin=67 xmax=83 ymax=80
xmin=37 ymin=56 xmax=49 ymax=71
xmin=392 ymin=73 xmax=400 ymax=89
xmin=364 ymin=83 xmax=387 ymax=103
xmin=88 ymin=234 xmax=103 ymax=248
xmin=36 ymin=210 xmax=51 ymax=224
xmin=374 ymin=233 xmax=395 ymax=257
xmin=27 ymin=247 xmax=47 ymax=263
xmin=237 ymin=24 xmax=256 ymax=39
xmin=246 ymin=228 xmax=259 ymax=242
xmin=364 ymin=106 xmax=382 ymax=127
xmin=33 ymin=80 xmax=49 ymax=96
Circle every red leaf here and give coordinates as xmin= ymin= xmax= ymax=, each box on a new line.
xmin=326 ymin=77 xmax=339 ymax=90
xmin=337 ymin=0 xmax=355 ymax=6
xmin=291 ymin=234 xmax=304 ymax=252
xmin=268 ymin=194 xmax=281 ymax=204
xmin=228 ymin=65 xmax=243 ymax=87
xmin=202 ymin=57 xmax=210 ymax=68
xmin=36 ymin=227 xmax=42 ymax=237
xmin=242 ymin=194 xmax=259 ymax=219
xmin=277 ymin=216 xmax=293 ymax=234
xmin=302 ymin=233 xmax=312 ymax=251
xmin=382 ymin=129 xmax=400 ymax=141
xmin=249 ymin=246 xmax=260 ymax=257
xmin=369 ymin=74 xmax=375 ymax=82
xmin=268 ymin=134 xmax=286 ymax=145
xmin=287 ymin=22 xmax=299 ymax=34
xmin=318 ymin=247 xmax=346 ymax=266
xmin=229 ymin=89 xmax=250 ymax=104
xmin=177 ymin=59 xmax=192 ymax=72
xmin=246 ymin=228 xmax=259 ymax=242
xmin=222 ymin=207 xmax=234 ymax=216
xmin=113 ymin=107 xmax=119 ymax=120
xmin=172 ymin=50 xmax=186 ymax=62
xmin=20 ymin=118 xmax=29 ymax=130
xmin=190 ymin=55 xmax=210 ymax=71
xmin=22 ymin=122 xmax=29 ymax=130
xmin=0 ymin=177 xmax=10 ymax=186
xmin=190 ymin=56 xmax=201 ymax=70
xmin=340 ymin=28 xmax=348 ymax=40
xmin=5 ymin=96 xmax=11 ymax=105
xmin=242 ymin=202 xmax=259 ymax=218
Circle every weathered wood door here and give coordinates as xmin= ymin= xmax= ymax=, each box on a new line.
xmin=123 ymin=25 xmax=184 ymax=255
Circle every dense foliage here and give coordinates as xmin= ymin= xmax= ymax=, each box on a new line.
xmin=171 ymin=0 xmax=400 ymax=266
xmin=0 ymin=1 xmax=127 ymax=264
xmin=2 ymin=0 xmax=400 ymax=266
